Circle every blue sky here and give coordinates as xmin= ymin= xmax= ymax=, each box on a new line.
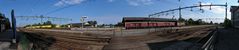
xmin=0 ymin=0 xmax=238 ymax=27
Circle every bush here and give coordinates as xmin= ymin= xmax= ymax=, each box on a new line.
xmin=223 ymin=18 xmax=232 ymax=28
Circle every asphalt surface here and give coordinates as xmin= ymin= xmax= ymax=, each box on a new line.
xmin=215 ymin=28 xmax=239 ymax=50
xmin=0 ymin=30 xmax=14 ymax=42
xmin=0 ymin=29 xmax=17 ymax=50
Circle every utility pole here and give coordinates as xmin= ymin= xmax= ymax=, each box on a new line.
xmin=40 ymin=15 xmax=43 ymax=28
xmin=225 ymin=2 xmax=228 ymax=19
xmin=11 ymin=9 xmax=16 ymax=43
xmin=238 ymin=0 xmax=239 ymax=3
xmin=149 ymin=4 xmax=227 ymax=19
xmin=178 ymin=0 xmax=182 ymax=22
xmin=148 ymin=15 xmax=151 ymax=33
xmin=69 ymin=19 xmax=72 ymax=28
xmin=179 ymin=6 xmax=182 ymax=20
xmin=81 ymin=16 xmax=87 ymax=28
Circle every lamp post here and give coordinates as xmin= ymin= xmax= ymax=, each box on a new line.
xmin=81 ymin=16 xmax=87 ymax=28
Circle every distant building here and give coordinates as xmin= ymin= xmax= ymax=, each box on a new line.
xmin=230 ymin=6 xmax=239 ymax=28
xmin=68 ymin=23 xmax=83 ymax=28
xmin=68 ymin=21 xmax=97 ymax=28
xmin=0 ymin=14 xmax=11 ymax=32
xmin=122 ymin=17 xmax=180 ymax=29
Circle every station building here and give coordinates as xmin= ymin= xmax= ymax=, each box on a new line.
xmin=230 ymin=6 xmax=239 ymax=28
xmin=122 ymin=17 xmax=184 ymax=29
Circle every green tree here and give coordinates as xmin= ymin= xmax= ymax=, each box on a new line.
xmin=224 ymin=18 xmax=232 ymax=28
xmin=24 ymin=25 xmax=31 ymax=28
xmin=178 ymin=17 xmax=186 ymax=22
xmin=87 ymin=21 xmax=97 ymax=27
xmin=115 ymin=22 xmax=123 ymax=27
xmin=43 ymin=21 xmax=52 ymax=25
xmin=210 ymin=21 xmax=213 ymax=24
xmin=195 ymin=19 xmax=203 ymax=25
xmin=187 ymin=18 xmax=194 ymax=25
xmin=32 ymin=23 xmax=41 ymax=26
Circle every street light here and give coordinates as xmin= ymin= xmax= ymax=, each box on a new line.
xmin=81 ymin=16 xmax=87 ymax=28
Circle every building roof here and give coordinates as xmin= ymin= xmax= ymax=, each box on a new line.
xmin=230 ymin=6 xmax=239 ymax=13
xmin=123 ymin=17 xmax=177 ymax=22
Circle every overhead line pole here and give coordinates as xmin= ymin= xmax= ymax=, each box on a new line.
xmin=225 ymin=2 xmax=228 ymax=19
xmin=149 ymin=4 xmax=227 ymax=17
xmin=179 ymin=6 xmax=182 ymax=19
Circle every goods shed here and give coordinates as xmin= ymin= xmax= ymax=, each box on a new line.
xmin=122 ymin=17 xmax=178 ymax=29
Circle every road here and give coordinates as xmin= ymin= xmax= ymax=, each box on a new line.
xmin=0 ymin=29 xmax=17 ymax=50
xmin=214 ymin=28 xmax=239 ymax=50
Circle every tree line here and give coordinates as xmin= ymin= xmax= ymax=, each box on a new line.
xmin=24 ymin=21 xmax=55 ymax=27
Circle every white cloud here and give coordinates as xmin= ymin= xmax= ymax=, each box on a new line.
xmin=200 ymin=3 xmax=228 ymax=14
xmin=211 ymin=6 xmax=226 ymax=14
xmin=54 ymin=0 xmax=86 ymax=6
xmin=201 ymin=2 xmax=211 ymax=5
xmin=54 ymin=0 xmax=154 ymax=6
xmin=126 ymin=0 xmax=154 ymax=6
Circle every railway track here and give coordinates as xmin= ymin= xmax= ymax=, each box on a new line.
xmin=124 ymin=26 xmax=214 ymax=42
xmin=26 ymin=30 xmax=110 ymax=43
xmin=19 ymin=29 xmax=112 ymax=50
xmin=103 ymin=26 xmax=216 ymax=50
xmin=18 ymin=25 xmax=216 ymax=50
xmin=158 ymin=27 xmax=217 ymax=50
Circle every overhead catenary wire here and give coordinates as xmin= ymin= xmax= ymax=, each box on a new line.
xmin=149 ymin=4 xmax=227 ymax=17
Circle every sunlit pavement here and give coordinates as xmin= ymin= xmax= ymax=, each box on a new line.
xmin=0 ymin=30 xmax=17 ymax=50
xmin=215 ymin=28 xmax=239 ymax=50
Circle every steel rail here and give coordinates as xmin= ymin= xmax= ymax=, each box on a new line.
xmin=202 ymin=29 xmax=217 ymax=50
